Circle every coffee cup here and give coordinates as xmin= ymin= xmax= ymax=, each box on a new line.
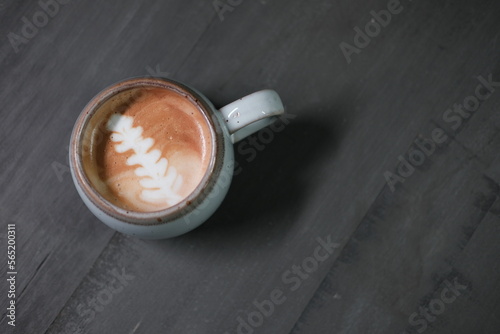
xmin=69 ymin=77 xmax=284 ymax=239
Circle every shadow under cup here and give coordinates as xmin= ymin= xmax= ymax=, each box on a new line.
xmin=70 ymin=78 xmax=226 ymax=225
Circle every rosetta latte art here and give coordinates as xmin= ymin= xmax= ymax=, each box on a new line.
xmin=106 ymin=114 xmax=183 ymax=206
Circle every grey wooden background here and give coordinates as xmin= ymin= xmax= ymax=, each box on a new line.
xmin=1 ymin=0 xmax=500 ymax=333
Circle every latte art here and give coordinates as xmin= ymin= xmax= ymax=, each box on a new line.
xmin=107 ymin=114 xmax=183 ymax=206
xmin=81 ymin=86 xmax=213 ymax=212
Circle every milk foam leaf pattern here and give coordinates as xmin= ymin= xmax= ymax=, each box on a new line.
xmin=107 ymin=114 xmax=183 ymax=206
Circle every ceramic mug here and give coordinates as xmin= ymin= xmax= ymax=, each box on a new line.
xmin=69 ymin=77 xmax=284 ymax=239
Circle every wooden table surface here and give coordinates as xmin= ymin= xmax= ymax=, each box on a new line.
xmin=1 ymin=0 xmax=500 ymax=333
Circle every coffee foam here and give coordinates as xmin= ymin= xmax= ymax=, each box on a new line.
xmin=81 ymin=86 xmax=212 ymax=212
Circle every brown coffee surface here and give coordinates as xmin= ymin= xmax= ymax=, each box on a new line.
xmin=82 ymin=86 xmax=212 ymax=212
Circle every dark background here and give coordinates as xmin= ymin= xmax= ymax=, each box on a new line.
xmin=1 ymin=0 xmax=500 ymax=333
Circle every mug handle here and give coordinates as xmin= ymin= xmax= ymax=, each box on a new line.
xmin=219 ymin=90 xmax=285 ymax=143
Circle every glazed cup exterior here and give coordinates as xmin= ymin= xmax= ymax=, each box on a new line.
xmin=70 ymin=78 xmax=234 ymax=239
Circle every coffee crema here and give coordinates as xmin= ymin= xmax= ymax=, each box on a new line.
xmin=81 ymin=86 xmax=213 ymax=212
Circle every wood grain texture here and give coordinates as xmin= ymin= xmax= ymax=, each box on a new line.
xmin=0 ymin=0 xmax=499 ymax=333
